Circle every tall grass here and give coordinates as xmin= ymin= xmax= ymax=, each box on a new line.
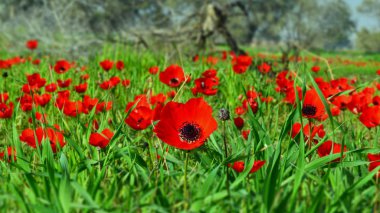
xmin=0 ymin=44 xmax=379 ymax=212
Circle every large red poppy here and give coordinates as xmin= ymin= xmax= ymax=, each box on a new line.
xmin=100 ymin=60 xmax=113 ymax=71
xmin=26 ymin=73 xmax=46 ymax=88
xmin=302 ymin=89 xmax=326 ymax=119
xmin=54 ymin=60 xmax=71 ymax=74
xmin=19 ymin=126 xmax=65 ymax=153
xmin=33 ymin=93 xmax=51 ymax=107
xmin=359 ymin=106 xmax=380 ymax=128
xmin=159 ymin=65 xmax=185 ymax=87
xmin=63 ymin=101 xmax=82 ymax=117
xmin=317 ymin=140 xmax=347 ymax=162
xmin=89 ymin=128 xmax=114 ymax=149
xmin=153 ymin=97 xmax=217 ymax=150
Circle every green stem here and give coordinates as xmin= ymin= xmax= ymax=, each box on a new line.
xmin=223 ymin=121 xmax=231 ymax=198
xmin=184 ymin=151 xmax=189 ymax=210
xmin=97 ymin=147 xmax=101 ymax=172
xmin=307 ymin=119 xmax=313 ymax=162
xmin=375 ymin=176 xmax=379 ymax=213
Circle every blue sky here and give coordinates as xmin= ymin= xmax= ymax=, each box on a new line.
xmin=345 ymin=0 xmax=378 ymax=29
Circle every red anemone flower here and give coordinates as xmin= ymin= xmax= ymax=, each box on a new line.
xmin=55 ymin=90 xmax=70 ymax=110
xmin=150 ymin=93 xmax=167 ymax=105
xmin=57 ymin=78 xmax=72 ymax=88
xmin=100 ymin=60 xmax=113 ymax=71
xmin=202 ymin=69 xmax=217 ymax=78
xmin=232 ymin=64 xmax=248 ymax=74
xmin=28 ymin=112 xmax=47 ymax=124
xmin=368 ymin=153 xmax=380 ymax=178
xmin=45 ymin=83 xmax=57 ymax=93
xmin=317 ymin=140 xmax=347 ymax=162
xmin=242 ymin=98 xmax=259 ymax=114
xmin=290 ymin=123 xmax=302 ymax=138
xmin=26 ymin=40 xmax=38 ymax=50
xmin=159 ymin=65 xmax=185 ymax=87
xmin=124 ymin=95 xmax=153 ymax=130
xmin=332 ymin=95 xmax=352 ymax=110
xmin=257 ymin=62 xmax=271 ymax=74
xmin=33 ymin=93 xmax=51 ymax=107
xmin=0 ymin=147 xmax=16 ymax=162
xmin=359 ymin=106 xmax=380 ymax=128
xmin=32 ymin=59 xmax=40 ymax=65
xmin=116 ymin=61 xmax=124 ymax=70
xmin=95 ymin=101 xmax=112 ymax=114
xmin=26 ymin=73 xmax=46 ymax=88
xmin=19 ymin=126 xmax=65 ymax=153
xmin=167 ymin=90 xmax=176 ymax=98
xmin=302 ymin=89 xmax=325 ymax=119
xmin=82 ymin=95 xmax=99 ymax=114
xmin=75 ymin=83 xmax=88 ymax=93
xmin=149 ymin=66 xmax=159 ymax=75
xmin=311 ymin=66 xmax=320 ymax=73
xmin=63 ymin=101 xmax=82 ymax=117
xmin=54 ymin=60 xmax=71 ymax=74
xmin=373 ymin=96 xmax=380 ymax=106
xmin=242 ymin=129 xmax=250 ymax=140
xmin=0 ymin=102 xmax=14 ymax=119
xmin=153 ymin=97 xmax=217 ymax=150
xmin=234 ymin=55 xmax=252 ymax=67
xmin=191 ymin=77 xmax=219 ymax=96
xmin=122 ymin=79 xmax=131 ymax=87
xmin=233 ymin=117 xmax=244 ymax=130
xmin=18 ymin=94 xmax=33 ymax=111
xmin=125 ymin=107 xmax=153 ymax=130
xmin=229 ymin=160 xmax=265 ymax=173
xmin=0 ymin=93 xmax=9 ymax=103
xmin=89 ymin=128 xmax=114 ymax=149
xmin=81 ymin=74 xmax=90 ymax=81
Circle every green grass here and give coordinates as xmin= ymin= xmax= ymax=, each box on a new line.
xmin=0 ymin=44 xmax=380 ymax=212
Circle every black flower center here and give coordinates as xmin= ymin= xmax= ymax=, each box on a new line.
xmin=179 ymin=122 xmax=202 ymax=143
xmin=170 ymin=78 xmax=179 ymax=85
xmin=302 ymin=104 xmax=317 ymax=116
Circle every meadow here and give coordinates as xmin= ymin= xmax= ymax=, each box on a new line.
xmin=0 ymin=41 xmax=380 ymax=212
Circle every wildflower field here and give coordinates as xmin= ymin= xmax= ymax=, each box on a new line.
xmin=1 ymin=41 xmax=380 ymax=212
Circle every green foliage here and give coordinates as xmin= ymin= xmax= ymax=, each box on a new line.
xmin=0 ymin=45 xmax=379 ymax=212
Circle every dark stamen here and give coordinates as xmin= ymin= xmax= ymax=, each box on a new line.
xmin=179 ymin=122 xmax=202 ymax=144
xmin=302 ymin=104 xmax=317 ymax=116
xmin=170 ymin=78 xmax=179 ymax=85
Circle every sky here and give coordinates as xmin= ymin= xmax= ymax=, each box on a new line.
xmin=344 ymin=0 xmax=378 ymax=29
